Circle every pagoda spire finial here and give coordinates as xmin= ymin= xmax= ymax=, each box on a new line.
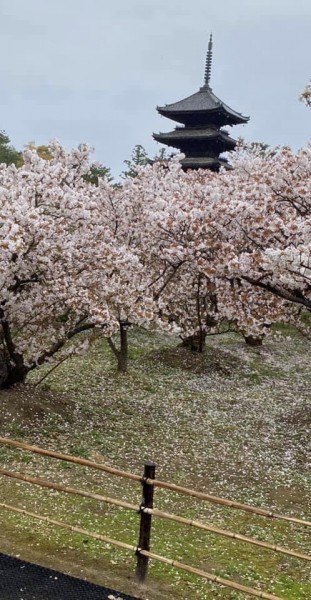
xmin=204 ymin=33 xmax=213 ymax=88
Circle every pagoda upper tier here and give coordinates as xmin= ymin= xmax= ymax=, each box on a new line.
xmin=153 ymin=35 xmax=249 ymax=171
xmin=157 ymin=87 xmax=248 ymax=127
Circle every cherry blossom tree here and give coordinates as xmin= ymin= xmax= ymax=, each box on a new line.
xmin=112 ymin=157 xmax=296 ymax=351
xmin=300 ymin=80 xmax=311 ymax=108
xmin=204 ymin=144 xmax=311 ymax=314
xmin=0 ymin=142 xmax=158 ymax=387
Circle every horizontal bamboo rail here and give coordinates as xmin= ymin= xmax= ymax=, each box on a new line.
xmin=0 ymin=502 xmax=135 ymax=551
xmin=1 ymin=467 xmax=309 ymax=564
xmin=145 ymin=508 xmax=311 ymax=562
xmin=0 ymin=436 xmax=310 ymax=528
xmin=0 ymin=437 xmax=141 ymax=482
xmin=0 ymin=467 xmax=137 ymax=512
xmin=149 ymin=479 xmax=311 ymax=528
xmin=0 ymin=502 xmax=282 ymax=600
xmin=140 ymin=550 xmax=282 ymax=600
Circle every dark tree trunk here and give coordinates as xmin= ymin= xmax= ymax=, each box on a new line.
xmin=0 ymin=352 xmax=8 ymax=387
xmin=117 ymin=323 xmax=128 ymax=373
xmin=0 ymin=313 xmax=28 ymax=388
xmin=0 ymin=362 xmax=28 ymax=388
xmin=197 ymin=329 xmax=206 ymax=353
xmin=181 ymin=330 xmax=207 ymax=353
xmin=0 ymin=345 xmax=28 ymax=388
xmin=107 ymin=321 xmax=130 ymax=373
xmin=0 ymin=315 xmax=95 ymax=388
xmin=244 ymin=335 xmax=263 ymax=347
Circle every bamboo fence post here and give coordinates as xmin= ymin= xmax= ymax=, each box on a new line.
xmin=135 ymin=460 xmax=156 ymax=583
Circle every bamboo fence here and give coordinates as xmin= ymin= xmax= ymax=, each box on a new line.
xmin=0 ymin=436 xmax=310 ymax=599
xmin=0 ymin=502 xmax=283 ymax=600
xmin=0 ymin=436 xmax=310 ymax=527
xmin=0 ymin=467 xmax=309 ymax=564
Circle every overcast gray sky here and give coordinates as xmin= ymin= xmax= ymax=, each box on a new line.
xmin=0 ymin=0 xmax=310 ymax=176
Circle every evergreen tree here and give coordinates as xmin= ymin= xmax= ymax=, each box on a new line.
xmin=154 ymin=147 xmax=171 ymax=161
xmin=84 ymin=163 xmax=113 ymax=186
xmin=122 ymin=144 xmax=150 ymax=178
xmin=0 ymin=131 xmax=22 ymax=166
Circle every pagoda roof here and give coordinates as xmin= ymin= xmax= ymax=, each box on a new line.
xmin=157 ymin=86 xmax=248 ymax=125
xmin=153 ymin=127 xmax=237 ymax=146
xmin=157 ymin=34 xmax=248 ymax=126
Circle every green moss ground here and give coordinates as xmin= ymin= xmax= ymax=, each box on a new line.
xmin=0 ymin=327 xmax=310 ymax=599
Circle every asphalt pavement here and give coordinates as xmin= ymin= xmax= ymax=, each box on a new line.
xmin=0 ymin=552 xmax=141 ymax=600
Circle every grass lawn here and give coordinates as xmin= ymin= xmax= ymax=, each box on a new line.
xmin=0 ymin=327 xmax=310 ymax=599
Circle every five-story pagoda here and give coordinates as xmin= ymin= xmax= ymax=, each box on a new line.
xmin=153 ymin=35 xmax=249 ymax=171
